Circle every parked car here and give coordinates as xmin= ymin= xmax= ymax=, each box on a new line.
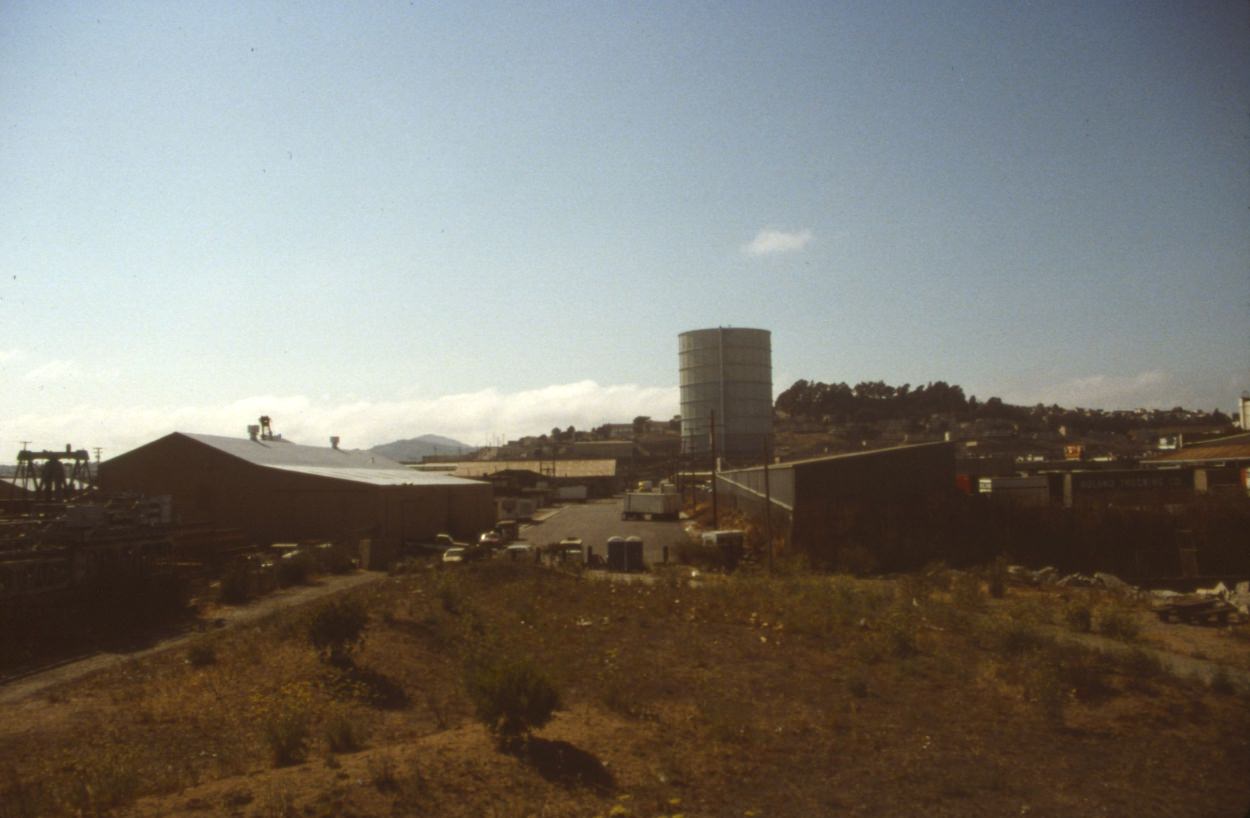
xmin=479 ymin=531 xmax=503 ymax=549
xmin=504 ymin=542 xmax=535 ymax=560
xmin=442 ymin=547 xmax=467 ymax=563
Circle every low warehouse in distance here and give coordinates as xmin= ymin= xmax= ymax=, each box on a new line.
xmin=99 ymin=430 xmax=494 ymax=565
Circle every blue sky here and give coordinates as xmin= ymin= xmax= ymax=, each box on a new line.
xmin=2 ymin=1 xmax=1247 ymax=454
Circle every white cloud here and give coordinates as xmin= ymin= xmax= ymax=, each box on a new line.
xmin=1001 ymin=371 xmax=1174 ymax=410
xmin=24 ymin=359 xmax=81 ymax=381
xmin=743 ymin=228 xmax=813 ymax=256
xmin=1 ymin=380 xmax=681 ymax=457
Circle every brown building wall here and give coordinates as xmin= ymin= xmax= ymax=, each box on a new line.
xmin=99 ymin=435 xmax=493 ymax=551
xmin=790 ymin=443 xmax=957 ymax=560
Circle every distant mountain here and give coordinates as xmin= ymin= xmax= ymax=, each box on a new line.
xmin=370 ymin=434 xmax=477 ymax=462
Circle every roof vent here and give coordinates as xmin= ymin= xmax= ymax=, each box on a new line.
xmin=330 ymin=436 xmax=340 ymax=450
xmin=247 ymin=425 xmax=261 ymax=441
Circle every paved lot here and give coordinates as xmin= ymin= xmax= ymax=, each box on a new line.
xmin=520 ymin=497 xmax=694 ymax=565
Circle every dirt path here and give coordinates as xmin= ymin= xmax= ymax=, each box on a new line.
xmin=1044 ymin=623 xmax=1250 ymax=691
xmin=0 ymin=570 xmax=385 ymax=705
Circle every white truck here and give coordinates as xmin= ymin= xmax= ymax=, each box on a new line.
xmin=494 ymin=496 xmax=537 ymax=522
xmin=621 ymin=490 xmax=681 ymax=521
xmin=555 ymin=485 xmax=588 ymax=503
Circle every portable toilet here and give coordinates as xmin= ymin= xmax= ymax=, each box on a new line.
xmin=606 ymin=536 xmax=626 ymax=572
xmin=624 ymin=536 xmax=644 ymax=572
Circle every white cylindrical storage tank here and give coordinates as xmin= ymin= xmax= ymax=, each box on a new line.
xmin=679 ymin=327 xmax=772 ymax=461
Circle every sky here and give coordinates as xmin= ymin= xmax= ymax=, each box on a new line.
xmin=1 ymin=1 xmax=1247 ymax=456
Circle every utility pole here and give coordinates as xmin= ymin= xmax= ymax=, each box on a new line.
xmin=709 ymin=410 xmax=718 ymax=530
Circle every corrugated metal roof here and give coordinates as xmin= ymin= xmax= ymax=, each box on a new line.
xmin=1145 ymin=443 xmax=1250 ymax=465
xmin=427 ymin=459 xmax=617 ymax=479
xmin=1186 ymin=431 xmax=1250 ymax=448
xmin=773 ymin=441 xmax=952 ymax=471
xmin=179 ymin=433 xmax=482 ymax=487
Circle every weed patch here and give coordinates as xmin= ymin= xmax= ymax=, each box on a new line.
xmin=1096 ymin=606 xmax=1141 ymax=641
xmin=323 ymin=712 xmax=366 ymax=754
xmin=186 ymin=641 xmax=217 ymax=667
xmin=1063 ymin=603 xmax=1092 ymax=633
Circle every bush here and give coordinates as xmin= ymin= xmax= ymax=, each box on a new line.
xmin=436 ymin=575 xmax=465 ymax=616
xmin=989 ymin=620 xmax=1050 ymax=658
xmin=264 ymin=708 xmax=310 ymax=767
xmin=1063 ymin=603 xmax=1093 ymax=633
xmin=1209 ymin=667 xmax=1237 ymax=696
xmin=987 ymin=556 xmax=1009 ymax=599
xmin=1096 ymin=606 xmax=1140 ymax=641
xmin=308 ymin=599 xmax=368 ymax=664
xmin=324 ymin=713 xmax=366 ymax=754
xmin=276 ymin=551 xmax=312 ymax=586
xmin=951 ymin=572 xmax=982 ymax=609
xmin=1025 ymin=657 xmax=1066 ymax=726
xmin=465 ymin=656 xmax=560 ymax=746
xmin=218 ymin=561 xmax=253 ymax=604
xmin=186 ymin=642 xmax=216 ymax=668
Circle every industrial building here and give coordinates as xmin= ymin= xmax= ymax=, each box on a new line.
xmin=1143 ymin=431 xmax=1250 ymax=495
xmin=714 ymin=441 xmax=956 ymax=566
xmin=99 ymin=431 xmax=494 ymax=562
xmin=679 ymin=327 xmax=773 ymax=463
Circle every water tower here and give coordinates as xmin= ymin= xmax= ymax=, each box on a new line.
xmin=678 ymin=327 xmax=772 ymax=462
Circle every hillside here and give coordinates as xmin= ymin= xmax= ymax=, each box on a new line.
xmin=1 ymin=561 xmax=1247 ymax=817
xmin=370 ymin=434 xmax=476 ymax=462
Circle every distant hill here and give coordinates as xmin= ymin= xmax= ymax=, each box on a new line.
xmin=370 ymin=434 xmax=477 ymax=462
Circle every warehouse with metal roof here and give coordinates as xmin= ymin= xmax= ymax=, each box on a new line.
xmin=99 ymin=431 xmax=494 ymax=560
xmin=715 ymin=441 xmax=957 ymax=569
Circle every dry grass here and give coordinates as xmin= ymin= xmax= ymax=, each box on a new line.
xmin=0 ymin=561 xmax=1247 ymax=818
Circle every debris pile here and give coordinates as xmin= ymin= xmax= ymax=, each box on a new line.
xmin=1006 ymin=564 xmax=1249 ymax=626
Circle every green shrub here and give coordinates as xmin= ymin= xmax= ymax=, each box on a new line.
xmin=323 ymin=713 xmax=366 ymax=754
xmin=264 ymin=708 xmax=310 ymax=767
xmin=218 ymin=561 xmax=253 ymax=604
xmin=989 ymin=620 xmax=1049 ymax=657
xmin=951 ymin=572 xmax=983 ymax=609
xmin=186 ymin=642 xmax=216 ymax=668
xmin=367 ymin=754 xmax=398 ymax=791
xmin=1063 ymin=603 xmax=1092 ymax=633
xmin=307 ymin=544 xmax=355 ymax=575
xmin=1118 ymin=647 xmax=1164 ymax=679
xmin=1097 ymin=606 xmax=1140 ymax=641
xmin=1056 ymin=649 xmax=1112 ymax=702
xmin=437 ymin=576 xmax=465 ymax=616
xmin=1208 ymin=667 xmax=1237 ymax=696
xmin=276 ymin=552 xmax=312 ymax=586
xmin=465 ymin=656 xmax=560 ymax=746
xmin=1025 ymin=657 xmax=1066 ymax=726
xmin=987 ymin=556 xmax=1009 ymax=599
xmin=882 ymin=613 xmax=919 ymax=658
xmin=896 ymin=574 xmax=931 ymax=607
xmin=308 ymin=599 xmax=368 ymax=664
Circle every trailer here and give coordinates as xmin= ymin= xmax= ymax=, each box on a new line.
xmin=555 ymin=485 xmax=588 ymax=503
xmin=494 ymin=496 xmax=536 ymax=522
xmin=621 ymin=491 xmax=680 ymax=521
